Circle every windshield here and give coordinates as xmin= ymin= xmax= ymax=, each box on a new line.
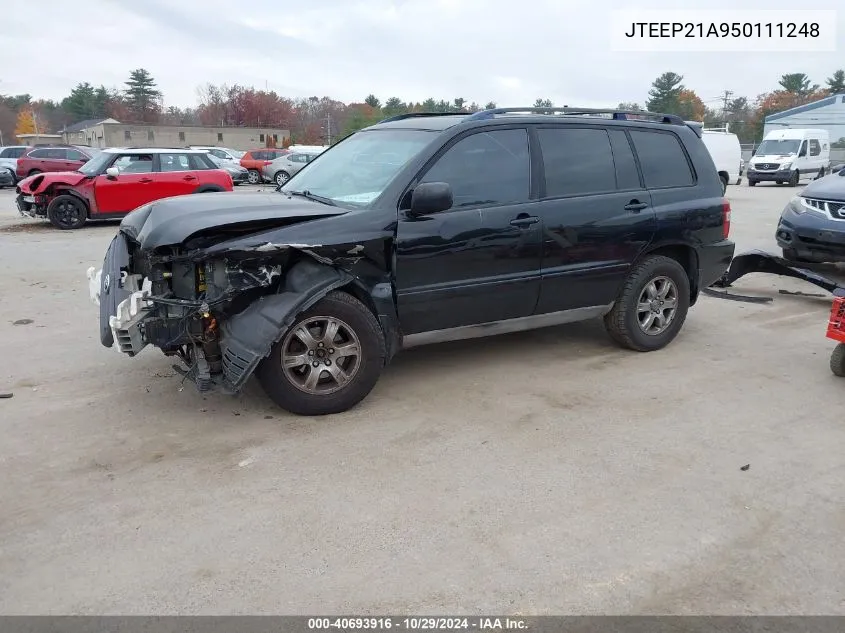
xmin=280 ymin=129 xmax=436 ymax=206
xmin=757 ymin=139 xmax=801 ymax=155
xmin=78 ymin=151 xmax=114 ymax=176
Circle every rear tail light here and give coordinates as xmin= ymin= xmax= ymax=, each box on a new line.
xmin=263 ymin=160 xmax=272 ymax=165
xmin=722 ymin=199 xmax=731 ymax=239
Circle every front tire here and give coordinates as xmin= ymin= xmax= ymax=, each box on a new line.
xmin=748 ymin=179 xmax=757 ymax=187
xmin=247 ymin=169 xmax=261 ymax=185
xmin=604 ymin=255 xmax=690 ymax=352
xmin=257 ymin=291 xmax=385 ymax=415
xmin=788 ymin=170 xmax=800 ymax=187
xmin=46 ymin=194 xmax=87 ymax=230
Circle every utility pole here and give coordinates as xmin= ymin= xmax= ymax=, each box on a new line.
xmin=720 ymin=90 xmax=733 ymax=125
xmin=325 ymin=112 xmax=332 ymax=145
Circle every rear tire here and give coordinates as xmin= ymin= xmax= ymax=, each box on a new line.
xmin=719 ymin=173 xmax=728 ymax=195
xmin=830 ymin=343 xmax=845 ymax=377
xmin=28 ymin=169 xmax=42 ymax=177
xmin=257 ymin=291 xmax=385 ymax=416
xmin=604 ymin=255 xmax=690 ymax=352
xmin=275 ymin=171 xmax=290 ymax=186
xmin=46 ymin=194 xmax=87 ymax=230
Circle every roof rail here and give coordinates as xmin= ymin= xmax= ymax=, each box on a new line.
xmin=377 ymin=112 xmax=467 ymax=124
xmin=466 ymin=106 xmax=686 ymax=126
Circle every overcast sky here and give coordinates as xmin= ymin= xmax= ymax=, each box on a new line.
xmin=1 ymin=0 xmax=843 ymax=110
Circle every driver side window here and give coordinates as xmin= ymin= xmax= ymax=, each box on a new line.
xmin=419 ymin=129 xmax=530 ymax=209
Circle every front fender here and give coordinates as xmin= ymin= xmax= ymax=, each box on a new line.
xmin=218 ymin=258 xmax=354 ymax=391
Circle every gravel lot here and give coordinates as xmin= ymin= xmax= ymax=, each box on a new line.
xmin=2 ymin=182 xmax=845 ymax=615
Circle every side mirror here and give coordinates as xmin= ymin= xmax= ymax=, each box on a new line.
xmin=105 ymin=167 xmax=120 ymax=179
xmin=409 ymin=182 xmax=453 ymax=217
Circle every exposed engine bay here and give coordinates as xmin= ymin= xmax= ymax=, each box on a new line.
xmin=86 ymin=193 xmax=399 ymax=395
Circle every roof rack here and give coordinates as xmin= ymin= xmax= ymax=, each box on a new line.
xmin=377 ymin=112 xmax=466 ymax=124
xmin=465 ymin=106 xmax=686 ymax=125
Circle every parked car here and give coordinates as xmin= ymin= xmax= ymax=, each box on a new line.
xmin=262 ymin=151 xmax=320 ymax=186
xmin=747 ymin=128 xmax=830 ymax=186
xmin=0 ymin=145 xmax=30 ymax=183
xmin=240 ymin=148 xmax=290 ymax=184
xmin=88 ymin=106 xmax=734 ymax=416
xmin=189 ymin=146 xmax=244 ymax=163
xmin=16 ymin=145 xmax=100 ymax=179
xmin=776 ymin=169 xmax=845 ymax=262
xmin=207 ymin=153 xmax=249 ymax=185
xmin=16 ymin=147 xmax=233 ymax=230
xmin=0 ymin=168 xmax=14 ymax=188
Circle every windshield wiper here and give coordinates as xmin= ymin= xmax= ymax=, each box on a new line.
xmin=284 ymin=189 xmax=337 ymax=207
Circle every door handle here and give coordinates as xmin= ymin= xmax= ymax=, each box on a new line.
xmin=182 ymin=175 xmax=197 ymax=181
xmin=139 ymin=178 xmax=153 ymax=183
xmin=510 ymin=215 xmax=539 ymax=228
xmin=624 ymin=200 xmax=649 ymax=212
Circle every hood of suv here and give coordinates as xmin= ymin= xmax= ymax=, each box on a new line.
xmin=801 ymin=173 xmax=845 ymax=201
xmin=120 ymin=191 xmax=348 ymax=250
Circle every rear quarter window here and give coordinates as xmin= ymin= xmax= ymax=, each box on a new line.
xmin=27 ymin=148 xmax=49 ymax=159
xmin=629 ymin=130 xmax=695 ymax=189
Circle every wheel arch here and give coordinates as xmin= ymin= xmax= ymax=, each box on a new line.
xmin=193 ymin=184 xmax=225 ymax=193
xmin=636 ymin=242 xmax=700 ymax=305
xmin=49 ymin=189 xmax=91 ymax=215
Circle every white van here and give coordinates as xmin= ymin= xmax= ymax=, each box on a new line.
xmin=701 ymin=129 xmax=742 ymax=193
xmin=747 ymin=128 xmax=830 ymax=187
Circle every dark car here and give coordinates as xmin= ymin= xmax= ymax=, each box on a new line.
xmin=87 ymin=106 xmax=734 ymax=416
xmin=776 ymin=169 xmax=845 ymax=262
xmin=0 ymin=168 xmax=14 ymax=188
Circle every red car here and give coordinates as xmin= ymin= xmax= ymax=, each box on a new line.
xmin=16 ymin=145 xmax=100 ymax=179
xmin=240 ymin=148 xmax=289 ymax=184
xmin=16 ymin=148 xmax=234 ymax=229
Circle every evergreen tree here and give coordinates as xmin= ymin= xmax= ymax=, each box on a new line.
xmin=645 ymin=72 xmax=684 ymax=114
xmin=124 ymin=68 xmax=162 ymax=122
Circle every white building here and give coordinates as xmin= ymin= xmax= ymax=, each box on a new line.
xmin=764 ymin=93 xmax=845 ymax=161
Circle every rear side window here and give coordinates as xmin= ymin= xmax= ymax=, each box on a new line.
xmin=421 ymin=128 xmax=530 ymax=208
xmin=159 ymin=153 xmax=191 ymax=172
xmin=810 ymin=139 xmax=821 ymax=156
xmin=629 ymin=130 xmax=694 ymax=189
xmin=538 ymin=128 xmax=616 ymax=197
xmin=27 ymin=148 xmax=47 ymax=159
xmin=66 ymin=149 xmax=85 ymax=161
xmin=188 ymin=154 xmax=214 ymax=170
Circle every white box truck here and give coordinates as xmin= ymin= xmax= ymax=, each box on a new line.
xmin=747 ymin=128 xmax=830 ymax=187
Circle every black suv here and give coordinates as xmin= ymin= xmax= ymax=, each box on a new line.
xmin=88 ymin=107 xmax=735 ymax=416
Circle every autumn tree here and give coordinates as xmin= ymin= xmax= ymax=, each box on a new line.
xmin=124 ymin=68 xmax=162 ymax=122
xmin=827 ymin=69 xmax=845 ymax=93
xmin=676 ymin=89 xmax=706 ymax=121
xmin=15 ymin=108 xmax=36 ymax=139
xmin=749 ymin=86 xmax=829 ymax=141
xmin=645 ymin=72 xmax=684 ymax=114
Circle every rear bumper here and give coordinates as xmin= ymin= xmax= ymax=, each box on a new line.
xmin=699 ymin=239 xmax=736 ymax=288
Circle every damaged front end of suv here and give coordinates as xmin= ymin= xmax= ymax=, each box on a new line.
xmin=87 ymin=192 xmax=399 ymax=404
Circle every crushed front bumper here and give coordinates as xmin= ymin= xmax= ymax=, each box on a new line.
xmin=16 ymin=193 xmax=43 ymax=218
xmin=712 ymin=249 xmax=845 ymax=297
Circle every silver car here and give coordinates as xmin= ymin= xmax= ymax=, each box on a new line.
xmin=262 ymin=152 xmax=319 ymax=186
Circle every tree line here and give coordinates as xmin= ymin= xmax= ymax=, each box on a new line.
xmin=3 ymin=67 xmax=844 ymax=147
xmin=632 ymin=69 xmax=845 ymax=145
